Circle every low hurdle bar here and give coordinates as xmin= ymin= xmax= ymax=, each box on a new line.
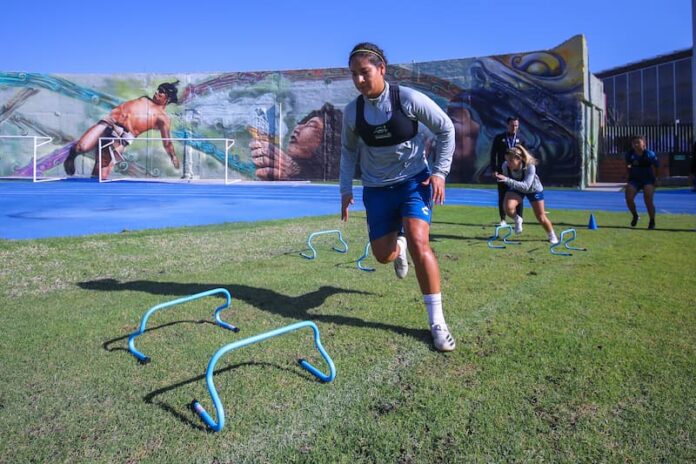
xmin=550 ymin=228 xmax=588 ymax=257
xmin=356 ymin=241 xmax=375 ymax=272
xmin=487 ymin=224 xmax=521 ymax=249
xmin=127 ymin=288 xmax=238 ymax=364
xmin=191 ymin=320 xmax=336 ymax=432
xmin=300 ymin=229 xmax=349 ymax=260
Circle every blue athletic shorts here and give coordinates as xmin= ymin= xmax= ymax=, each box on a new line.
xmin=509 ymin=189 xmax=544 ymax=202
xmin=362 ymin=169 xmax=432 ymax=240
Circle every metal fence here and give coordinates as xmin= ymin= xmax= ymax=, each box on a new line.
xmin=598 ymin=123 xmax=694 ymax=181
xmin=601 ymin=123 xmax=693 ymax=156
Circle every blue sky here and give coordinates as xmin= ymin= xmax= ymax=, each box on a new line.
xmin=0 ymin=0 xmax=691 ymax=74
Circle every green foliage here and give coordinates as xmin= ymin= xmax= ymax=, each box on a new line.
xmin=1 ymin=207 xmax=694 ymax=463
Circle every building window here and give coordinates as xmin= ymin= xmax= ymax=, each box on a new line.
xmin=628 ymin=70 xmax=642 ymax=124
xmin=614 ymin=74 xmax=628 ymax=124
xmin=604 ymin=77 xmax=615 ymax=122
xmin=658 ymin=63 xmax=675 ymax=124
xmin=642 ymin=66 xmax=658 ymax=124
xmin=674 ymin=58 xmax=692 ymax=123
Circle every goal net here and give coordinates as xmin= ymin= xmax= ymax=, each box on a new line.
xmin=0 ymin=135 xmax=58 ymax=182
xmin=96 ymin=137 xmax=241 ymax=184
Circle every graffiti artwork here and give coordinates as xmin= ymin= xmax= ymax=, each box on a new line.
xmin=0 ymin=35 xmax=601 ymax=186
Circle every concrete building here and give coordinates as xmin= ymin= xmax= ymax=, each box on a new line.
xmin=596 ymin=49 xmax=692 ymax=126
xmin=595 ymin=49 xmax=693 ymax=182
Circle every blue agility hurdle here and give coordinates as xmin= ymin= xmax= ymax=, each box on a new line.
xmin=356 ymin=241 xmax=375 ymax=272
xmin=128 ymin=288 xmax=238 ymax=364
xmin=191 ymin=320 xmax=336 ymax=432
xmin=550 ymin=228 xmax=588 ymax=256
xmin=300 ymin=229 xmax=349 ymax=260
xmin=487 ymin=224 xmax=521 ymax=249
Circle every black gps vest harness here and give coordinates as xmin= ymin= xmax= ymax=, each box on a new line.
xmin=355 ymin=85 xmax=418 ymax=147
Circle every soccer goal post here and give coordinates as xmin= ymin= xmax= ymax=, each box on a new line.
xmin=0 ymin=135 xmax=57 ymax=182
xmin=97 ymin=137 xmax=239 ymax=184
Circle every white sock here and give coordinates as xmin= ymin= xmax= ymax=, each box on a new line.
xmin=423 ymin=293 xmax=445 ymax=327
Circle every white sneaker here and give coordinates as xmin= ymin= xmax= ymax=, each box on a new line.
xmin=549 ymin=232 xmax=559 ymax=245
xmin=394 ymin=236 xmax=408 ymax=279
xmin=498 ymin=219 xmax=507 ymax=227
xmin=514 ymin=215 xmax=524 ymax=234
xmin=431 ymin=324 xmax=456 ymax=352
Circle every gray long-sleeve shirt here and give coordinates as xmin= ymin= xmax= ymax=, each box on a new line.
xmin=339 ymin=82 xmax=455 ymax=196
xmin=501 ymin=162 xmax=543 ymax=193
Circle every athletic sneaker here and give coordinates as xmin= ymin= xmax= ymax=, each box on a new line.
xmin=431 ymin=324 xmax=456 ymax=352
xmin=549 ymin=232 xmax=559 ymax=245
xmin=498 ymin=219 xmax=508 ymax=227
xmin=648 ymin=219 xmax=655 ymax=230
xmin=630 ymin=214 xmax=640 ymax=227
xmin=514 ymin=215 xmax=524 ymax=234
xmin=394 ymin=235 xmax=408 ymax=279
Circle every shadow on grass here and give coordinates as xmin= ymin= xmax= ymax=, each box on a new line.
xmin=432 ymin=220 xmax=499 ymax=228
xmin=552 ymin=221 xmax=695 ymax=233
xmin=88 ymin=279 xmax=432 ymax=430
xmin=281 ymin=248 xmax=310 ymax=257
xmin=86 ymin=279 xmax=431 ymax=348
xmin=433 ymin=219 xmax=695 ymax=233
xmin=102 ymin=319 xmax=220 ymax=353
xmin=430 ymin=233 xmax=490 ymax=242
xmin=144 ymin=360 xmax=307 ymax=432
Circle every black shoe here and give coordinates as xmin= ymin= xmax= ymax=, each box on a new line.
xmin=648 ymin=219 xmax=655 ymax=230
xmin=630 ymin=214 xmax=639 ymax=227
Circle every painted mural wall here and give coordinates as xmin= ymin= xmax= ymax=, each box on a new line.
xmin=0 ymin=35 xmax=599 ymax=186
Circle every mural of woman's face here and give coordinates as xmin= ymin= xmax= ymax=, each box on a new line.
xmin=448 ymin=105 xmax=480 ymax=156
xmin=349 ymin=56 xmax=386 ymax=98
xmin=287 ymin=116 xmax=324 ymax=158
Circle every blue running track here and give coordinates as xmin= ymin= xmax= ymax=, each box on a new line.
xmin=1 ymin=179 xmax=694 ymax=240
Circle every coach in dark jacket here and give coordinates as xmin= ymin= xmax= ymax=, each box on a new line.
xmin=490 ymin=116 xmax=525 ymax=225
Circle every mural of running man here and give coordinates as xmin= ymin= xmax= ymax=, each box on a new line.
xmin=63 ymin=81 xmax=181 ymax=179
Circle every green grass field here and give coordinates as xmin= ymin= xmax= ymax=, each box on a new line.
xmin=1 ymin=206 xmax=694 ymax=463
